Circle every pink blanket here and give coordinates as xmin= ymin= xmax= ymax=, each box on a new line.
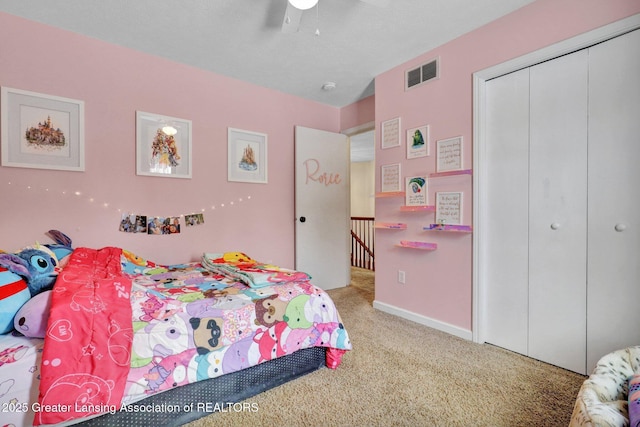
xmin=36 ymin=247 xmax=133 ymax=425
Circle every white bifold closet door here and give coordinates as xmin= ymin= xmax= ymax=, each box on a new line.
xmin=528 ymin=50 xmax=588 ymax=374
xmin=586 ymin=28 xmax=640 ymax=371
xmin=483 ymin=67 xmax=530 ymax=357
xmin=483 ymin=29 xmax=640 ymax=375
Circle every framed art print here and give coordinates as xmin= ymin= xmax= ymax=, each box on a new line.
xmin=1 ymin=87 xmax=85 ymax=171
xmin=136 ymin=111 xmax=192 ymax=178
xmin=381 ymin=117 xmax=401 ymax=149
xmin=228 ymin=127 xmax=268 ymax=183
xmin=406 ymin=125 xmax=429 ymax=159
xmin=405 ymin=176 xmax=428 ymax=206
xmin=381 ymin=163 xmax=402 ymax=192
xmin=435 ymin=191 xmax=463 ymax=225
xmin=436 ymin=136 xmax=463 ymax=172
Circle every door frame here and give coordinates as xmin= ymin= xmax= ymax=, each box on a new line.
xmin=343 ymin=122 xmax=376 ymax=272
xmin=472 ymin=14 xmax=640 ymax=344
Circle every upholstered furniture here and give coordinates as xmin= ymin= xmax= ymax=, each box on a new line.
xmin=570 ymin=346 xmax=640 ymax=427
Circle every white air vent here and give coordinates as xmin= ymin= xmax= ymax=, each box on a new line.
xmin=405 ymin=58 xmax=439 ymax=90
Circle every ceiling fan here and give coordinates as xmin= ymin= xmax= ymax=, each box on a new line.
xmin=282 ymin=0 xmax=389 ymax=34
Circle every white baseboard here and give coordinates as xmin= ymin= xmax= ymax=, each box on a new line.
xmin=372 ymin=300 xmax=472 ymax=341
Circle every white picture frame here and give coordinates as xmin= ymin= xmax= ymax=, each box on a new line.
xmin=405 ymin=176 xmax=428 ymax=206
xmin=228 ymin=127 xmax=268 ymax=184
xmin=1 ymin=87 xmax=85 ymax=171
xmin=136 ymin=111 xmax=192 ymax=178
xmin=436 ymin=136 xmax=463 ymax=172
xmin=435 ymin=191 xmax=463 ymax=225
xmin=406 ymin=125 xmax=429 ymax=159
xmin=381 ymin=163 xmax=402 ymax=192
xmin=381 ymin=117 xmax=401 ymax=149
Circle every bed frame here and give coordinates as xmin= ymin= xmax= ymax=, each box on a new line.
xmin=77 ymin=346 xmax=326 ymax=426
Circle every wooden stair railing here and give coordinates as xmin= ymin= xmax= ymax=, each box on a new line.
xmin=350 ymin=216 xmax=375 ymax=271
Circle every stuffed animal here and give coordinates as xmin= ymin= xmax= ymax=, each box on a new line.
xmin=0 ymin=267 xmax=31 ymax=334
xmin=44 ymin=230 xmax=73 ymax=268
xmin=0 ymin=231 xmax=73 ymax=336
xmin=14 ymin=290 xmax=52 ymax=338
xmin=0 ymin=244 xmax=59 ymax=297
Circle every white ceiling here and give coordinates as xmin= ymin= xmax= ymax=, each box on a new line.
xmin=350 ymin=130 xmax=375 ymax=162
xmin=0 ymin=0 xmax=536 ymax=108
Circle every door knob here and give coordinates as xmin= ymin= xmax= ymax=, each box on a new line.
xmin=299 ymin=216 xmax=306 ymax=223
xmin=550 ymin=223 xmax=560 ymax=230
xmin=614 ymin=223 xmax=626 ymax=232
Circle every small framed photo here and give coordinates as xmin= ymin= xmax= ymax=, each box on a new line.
xmin=228 ymin=127 xmax=268 ymax=184
xmin=381 ymin=117 xmax=401 ymax=149
xmin=136 ymin=111 xmax=192 ymax=178
xmin=381 ymin=163 xmax=402 ymax=192
xmin=435 ymin=191 xmax=463 ymax=225
xmin=1 ymin=87 xmax=85 ymax=171
xmin=405 ymin=176 xmax=428 ymax=206
xmin=406 ymin=125 xmax=429 ymax=159
xmin=436 ymin=136 xmax=463 ymax=172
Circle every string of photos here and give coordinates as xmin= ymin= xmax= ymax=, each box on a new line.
xmin=3 ymin=181 xmax=251 ymax=237
xmin=119 ymin=213 xmax=205 ymax=235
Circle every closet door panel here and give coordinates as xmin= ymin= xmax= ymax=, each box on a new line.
xmin=528 ymin=50 xmax=588 ymax=374
xmin=587 ymin=29 xmax=640 ymax=370
xmin=482 ymin=68 xmax=530 ymax=355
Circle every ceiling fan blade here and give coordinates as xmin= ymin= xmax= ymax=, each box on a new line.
xmin=282 ymin=3 xmax=304 ymax=33
xmin=360 ymin=0 xmax=389 ymax=7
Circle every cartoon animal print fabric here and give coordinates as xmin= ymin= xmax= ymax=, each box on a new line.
xmin=121 ymin=254 xmax=351 ymax=406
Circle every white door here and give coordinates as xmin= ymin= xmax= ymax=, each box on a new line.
xmin=528 ymin=50 xmax=588 ymax=374
xmin=483 ymin=51 xmax=589 ymax=374
xmin=295 ymin=126 xmax=350 ymax=290
xmin=482 ymin=67 xmax=530 ymax=356
xmin=587 ymin=28 xmax=640 ymax=370
xmin=479 ymin=28 xmax=639 ymax=375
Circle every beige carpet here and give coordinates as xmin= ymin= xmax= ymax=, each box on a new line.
xmin=186 ymin=267 xmax=585 ymax=427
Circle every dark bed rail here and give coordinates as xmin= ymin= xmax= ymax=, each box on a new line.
xmin=350 ymin=216 xmax=375 ymax=271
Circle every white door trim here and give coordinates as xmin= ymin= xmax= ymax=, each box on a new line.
xmin=342 ymin=121 xmax=375 ymax=137
xmin=472 ymin=13 xmax=640 ymax=343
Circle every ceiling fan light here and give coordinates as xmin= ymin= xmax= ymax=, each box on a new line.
xmin=289 ymin=0 xmax=318 ymax=10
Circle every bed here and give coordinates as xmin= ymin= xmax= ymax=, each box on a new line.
xmin=0 ymin=246 xmax=351 ymax=426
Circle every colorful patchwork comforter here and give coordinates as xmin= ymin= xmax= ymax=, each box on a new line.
xmin=201 ymin=252 xmax=312 ymax=288
xmin=28 ymin=247 xmax=351 ymax=425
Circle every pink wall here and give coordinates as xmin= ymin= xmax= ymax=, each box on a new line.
xmin=374 ymin=0 xmax=640 ymax=332
xmin=340 ymin=95 xmax=375 ymax=132
xmin=0 ymin=13 xmax=341 ymax=266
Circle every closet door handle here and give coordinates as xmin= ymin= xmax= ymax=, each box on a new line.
xmin=550 ymin=223 xmax=560 ymax=230
xmin=614 ymin=223 xmax=627 ymax=232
